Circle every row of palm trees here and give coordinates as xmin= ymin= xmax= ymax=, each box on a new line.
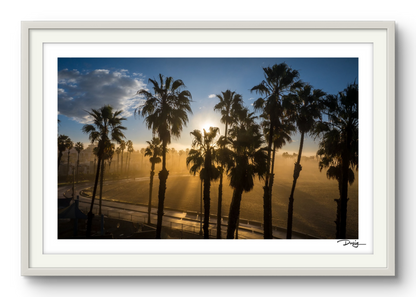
xmin=58 ymin=135 xmax=140 ymax=184
xmin=61 ymin=62 xmax=357 ymax=239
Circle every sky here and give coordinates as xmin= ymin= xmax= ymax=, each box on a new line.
xmin=57 ymin=57 xmax=358 ymax=155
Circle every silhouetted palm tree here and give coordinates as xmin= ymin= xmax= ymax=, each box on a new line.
xmin=126 ymin=140 xmax=133 ymax=177
xmin=145 ymin=137 xmax=162 ymax=224
xmin=213 ymin=90 xmax=243 ymax=239
xmin=140 ymin=148 xmax=146 ymax=169
xmin=115 ymin=147 xmax=121 ymax=175
xmin=186 ymin=127 xmax=221 ymax=239
xmin=314 ymin=83 xmax=358 ymax=239
xmin=119 ymin=140 xmax=126 ymax=176
xmin=251 ymin=63 xmax=302 ymax=239
xmin=136 ymin=74 xmax=192 ymax=239
xmin=75 ymin=142 xmax=84 ymax=183
xmin=66 ymin=141 xmax=74 ymax=182
xmin=284 ymin=84 xmax=325 ymax=239
xmin=82 ymin=105 xmax=126 ymax=237
xmin=223 ymin=109 xmax=268 ymax=239
xmin=94 ymin=141 xmax=115 ymax=215
xmin=262 ymin=116 xmax=295 ymax=200
xmin=179 ymin=150 xmax=185 ymax=169
xmin=107 ymin=144 xmax=115 ymax=172
xmin=58 ymin=134 xmax=71 ymax=172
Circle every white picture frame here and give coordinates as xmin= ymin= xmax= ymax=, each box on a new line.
xmin=21 ymin=21 xmax=395 ymax=276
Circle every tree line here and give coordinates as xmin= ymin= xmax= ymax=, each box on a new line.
xmin=58 ymin=62 xmax=358 ymax=240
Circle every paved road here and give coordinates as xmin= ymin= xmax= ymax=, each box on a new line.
xmin=58 ymin=179 xmax=311 ymax=239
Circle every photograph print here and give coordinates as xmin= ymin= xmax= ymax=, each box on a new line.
xmin=57 ymin=57 xmax=358 ymax=241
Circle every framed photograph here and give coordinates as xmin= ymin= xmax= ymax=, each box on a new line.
xmin=21 ymin=21 xmax=395 ymax=276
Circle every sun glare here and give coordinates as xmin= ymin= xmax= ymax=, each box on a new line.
xmin=201 ymin=121 xmax=217 ymax=132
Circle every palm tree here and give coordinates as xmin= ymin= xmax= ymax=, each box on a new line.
xmin=119 ymin=140 xmax=126 ymax=176
xmin=58 ymin=134 xmax=71 ymax=172
xmin=284 ymin=84 xmax=325 ymax=239
xmin=107 ymin=143 xmax=115 ymax=174
xmin=136 ymin=74 xmax=192 ymax=239
xmin=66 ymin=141 xmax=74 ymax=182
xmin=314 ymin=83 xmax=358 ymax=239
xmin=222 ymin=109 xmax=268 ymax=239
xmin=82 ymin=105 xmax=126 ymax=237
xmin=93 ymin=141 xmax=115 ymax=215
xmin=213 ymin=90 xmax=244 ymax=239
xmin=186 ymin=127 xmax=221 ymax=239
xmin=262 ymin=116 xmax=295 ymax=200
xmin=179 ymin=150 xmax=185 ymax=170
xmin=214 ymin=90 xmax=243 ymax=138
xmin=140 ymin=148 xmax=146 ymax=169
xmin=145 ymin=137 xmax=162 ymax=224
xmin=126 ymin=140 xmax=134 ymax=177
xmin=170 ymin=148 xmax=177 ymax=168
xmin=251 ymin=63 xmax=302 ymax=239
xmin=115 ymin=147 xmax=121 ymax=175
xmin=74 ymin=142 xmax=84 ymax=184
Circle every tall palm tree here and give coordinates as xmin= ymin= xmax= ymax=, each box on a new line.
xmin=126 ymin=140 xmax=134 ymax=177
xmin=284 ymin=84 xmax=326 ymax=239
xmin=66 ymin=141 xmax=74 ymax=182
xmin=115 ymin=147 xmax=121 ymax=175
xmin=140 ymin=148 xmax=146 ymax=169
xmin=186 ymin=127 xmax=221 ymax=239
xmin=93 ymin=141 xmax=115 ymax=215
xmin=145 ymin=137 xmax=162 ymax=224
xmin=214 ymin=90 xmax=243 ymax=138
xmin=119 ymin=140 xmax=126 ymax=176
xmin=74 ymin=142 xmax=84 ymax=184
xmin=314 ymin=83 xmax=358 ymax=239
xmin=58 ymin=134 xmax=71 ymax=172
xmin=136 ymin=74 xmax=192 ymax=239
xmin=107 ymin=143 xmax=115 ymax=174
xmin=213 ymin=90 xmax=243 ymax=239
xmin=262 ymin=116 xmax=295 ymax=200
xmin=82 ymin=105 xmax=126 ymax=237
xmin=170 ymin=148 xmax=177 ymax=168
xmin=179 ymin=150 xmax=185 ymax=170
xmin=251 ymin=63 xmax=302 ymax=239
xmin=222 ymin=109 xmax=268 ymax=239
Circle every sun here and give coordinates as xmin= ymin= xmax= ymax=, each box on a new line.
xmin=201 ymin=121 xmax=216 ymax=132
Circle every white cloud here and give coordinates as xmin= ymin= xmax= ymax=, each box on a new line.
xmin=208 ymin=94 xmax=216 ymax=98
xmin=58 ymin=69 xmax=147 ymax=124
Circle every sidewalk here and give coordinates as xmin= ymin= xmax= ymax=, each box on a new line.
xmin=74 ymin=193 xmax=314 ymax=239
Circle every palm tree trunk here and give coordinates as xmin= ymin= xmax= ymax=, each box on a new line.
xmin=86 ymin=156 xmax=102 ymax=238
xmin=58 ymin=152 xmax=63 ymax=171
xmin=216 ymin=122 xmax=228 ymax=239
xmin=67 ymin=151 xmax=71 ymax=182
xmin=338 ymin=131 xmax=351 ymax=239
xmin=121 ymin=151 xmax=123 ymax=176
xmin=148 ymin=162 xmax=155 ymax=224
xmin=286 ymin=132 xmax=304 ymax=239
xmin=203 ymin=153 xmax=211 ymax=239
xmin=99 ymin=159 xmax=105 ymax=215
xmin=76 ymin=153 xmax=80 ymax=184
xmin=263 ymin=122 xmax=274 ymax=239
xmin=269 ymin=142 xmax=277 ymax=197
xmin=216 ymin=172 xmax=223 ymax=239
xmin=226 ymin=187 xmax=243 ymax=239
xmin=156 ymin=141 xmax=169 ymax=239
xmin=203 ymin=177 xmax=211 ymax=239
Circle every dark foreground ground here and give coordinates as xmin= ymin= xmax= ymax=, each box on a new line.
xmin=58 ymin=217 xmax=205 ymax=239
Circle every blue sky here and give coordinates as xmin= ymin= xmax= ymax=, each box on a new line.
xmin=58 ymin=57 xmax=358 ymax=155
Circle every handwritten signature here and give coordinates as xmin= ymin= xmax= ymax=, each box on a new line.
xmin=337 ymin=240 xmax=366 ymax=248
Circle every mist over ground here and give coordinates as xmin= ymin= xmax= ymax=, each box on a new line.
xmin=91 ymin=153 xmax=358 ymax=239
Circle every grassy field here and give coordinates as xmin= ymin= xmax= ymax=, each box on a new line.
xmin=83 ymin=156 xmax=358 ymax=239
